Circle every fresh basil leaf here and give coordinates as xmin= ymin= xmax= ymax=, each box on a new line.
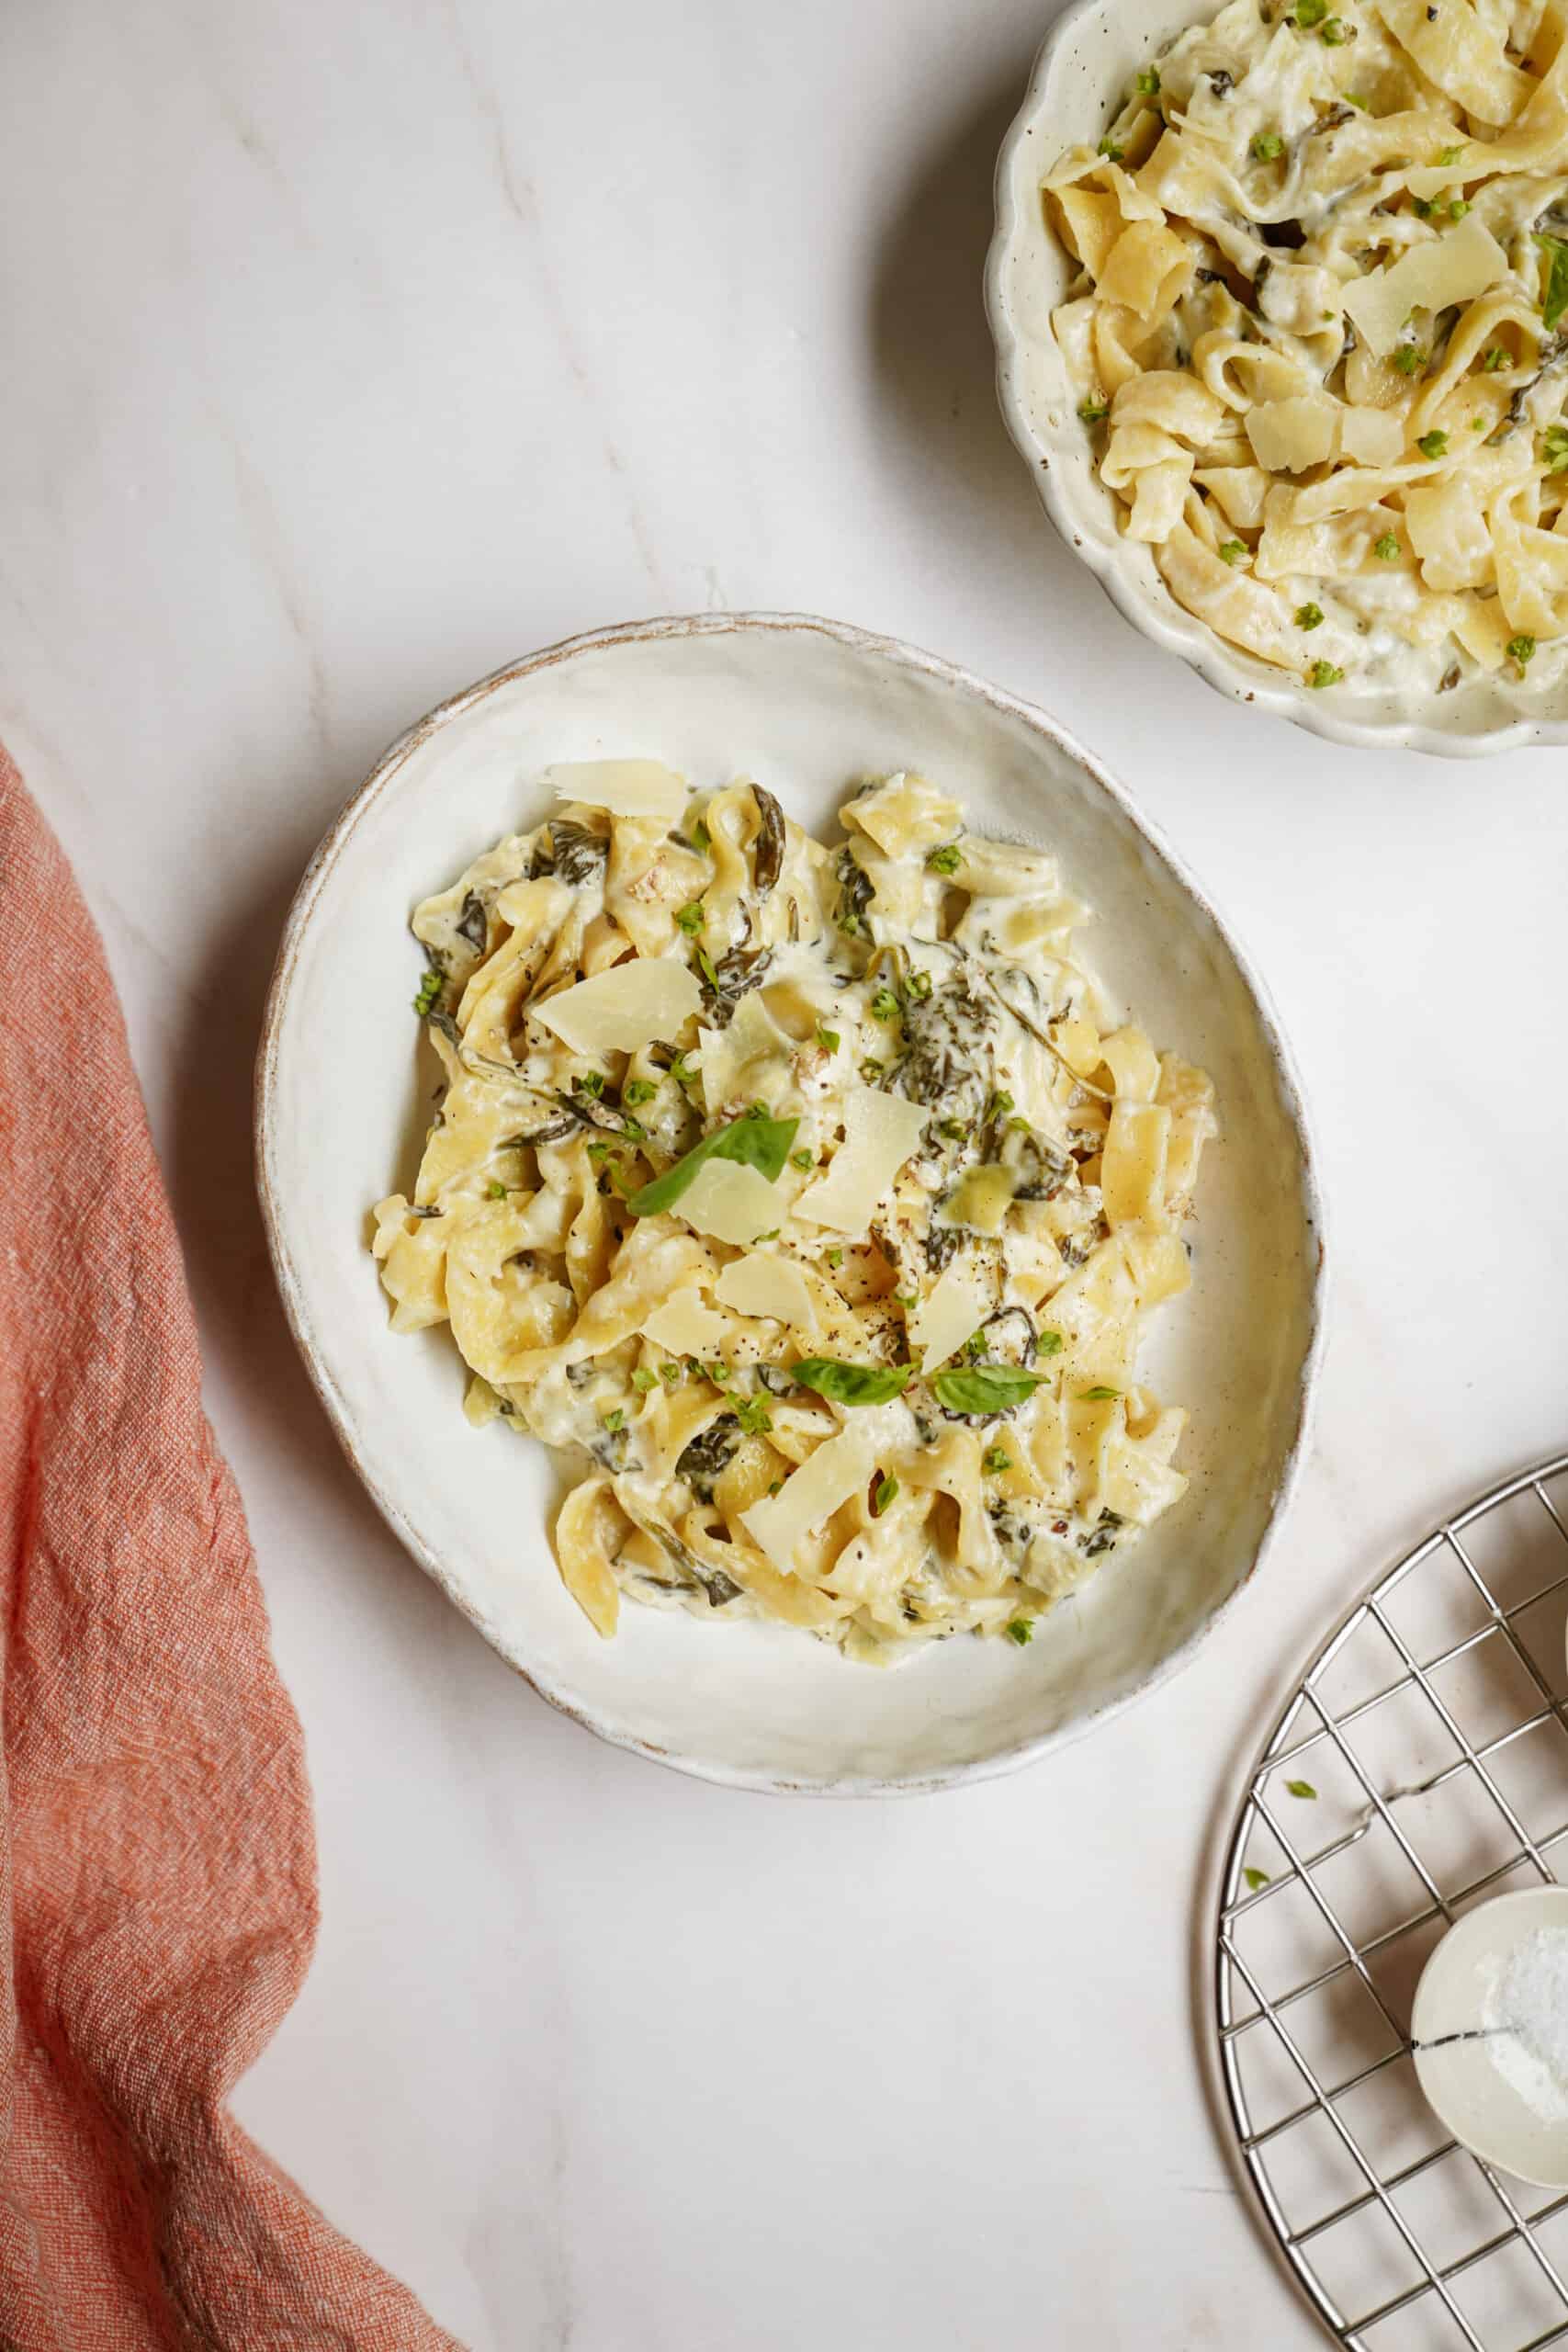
xmin=626 ymin=1113 xmax=798 ymax=1217
xmin=790 ymin=1358 xmax=912 ymax=1407
xmin=930 ymin=1365 xmax=1046 ymax=1415
xmin=1538 ymin=232 xmax=1568 ymax=329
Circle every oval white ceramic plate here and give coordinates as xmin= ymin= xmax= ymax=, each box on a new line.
xmin=256 ymin=612 xmax=1326 ymax=1794
xmin=986 ymin=0 xmax=1568 ymax=759
xmin=1413 ymin=1888 xmax=1568 ymax=2188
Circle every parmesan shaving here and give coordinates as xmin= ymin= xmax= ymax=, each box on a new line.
xmin=1341 ymin=217 xmax=1507 ymax=360
xmin=713 ymin=1257 xmax=817 ymax=1329
xmin=547 ymin=760 xmax=688 ymax=824
xmin=532 ymin=959 xmax=702 ymax=1056
xmin=676 ymin=1159 xmax=784 ymax=1246
xmin=907 ymin=1261 xmax=989 ymax=1374
xmin=642 ymin=1291 xmax=731 ymax=1355
xmin=794 ymin=1088 xmax=930 ymax=1233
xmin=739 ymin=1426 xmax=875 ymax=1575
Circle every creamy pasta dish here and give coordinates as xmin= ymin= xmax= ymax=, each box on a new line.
xmin=1043 ymin=0 xmax=1568 ymax=694
xmin=370 ymin=762 xmax=1214 ymax=1662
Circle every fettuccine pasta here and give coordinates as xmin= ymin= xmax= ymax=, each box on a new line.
xmin=370 ymin=762 xmax=1214 ymax=1662
xmin=1043 ymin=0 xmax=1568 ymax=694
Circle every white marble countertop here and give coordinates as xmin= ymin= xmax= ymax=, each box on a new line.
xmin=6 ymin=2 xmax=1568 ymax=2344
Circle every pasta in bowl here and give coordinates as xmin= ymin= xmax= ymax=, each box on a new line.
xmin=369 ymin=763 xmax=1216 ymax=1662
xmin=256 ymin=614 xmax=1323 ymax=1791
xmin=988 ymin=0 xmax=1568 ymax=751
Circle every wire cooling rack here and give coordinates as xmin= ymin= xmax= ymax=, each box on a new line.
xmin=1213 ymin=1453 xmax=1568 ymax=2352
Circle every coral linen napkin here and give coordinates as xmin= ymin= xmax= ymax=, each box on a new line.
xmin=0 ymin=758 xmax=459 ymax=2347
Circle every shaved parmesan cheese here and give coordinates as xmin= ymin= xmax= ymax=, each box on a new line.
xmin=1245 ymin=396 xmax=1337 ymax=474
xmin=547 ymin=760 xmax=688 ymax=824
xmin=908 ymin=1261 xmax=989 ymax=1374
xmin=740 ymin=1425 xmax=874 ymax=1574
xmin=1341 ymin=216 xmax=1506 ymax=359
xmin=714 ymin=1257 xmax=817 ymax=1329
xmin=699 ymin=990 xmax=791 ymax=1116
xmin=642 ymin=1291 xmax=731 ymax=1355
xmin=677 ymin=1159 xmax=783 ymax=1246
xmin=533 ymin=959 xmax=701 ymax=1055
xmin=1338 ymin=406 xmax=1404 ymax=467
xmin=794 ymin=1087 xmax=931 ymax=1232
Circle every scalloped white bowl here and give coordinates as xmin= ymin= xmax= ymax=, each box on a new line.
xmin=986 ymin=0 xmax=1568 ymax=758
xmin=256 ymin=613 xmax=1325 ymax=1794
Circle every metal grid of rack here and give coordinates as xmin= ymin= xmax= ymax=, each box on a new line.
xmin=1214 ymin=1454 xmax=1568 ymax=2351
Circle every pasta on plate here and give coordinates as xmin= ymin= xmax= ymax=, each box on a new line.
xmin=1043 ymin=0 xmax=1568 ymax=695
xmin=370 ymin=761 xmax=1215 ymax=1663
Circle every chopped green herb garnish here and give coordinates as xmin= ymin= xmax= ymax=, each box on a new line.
xmin=767 ymin=1477 xmax=783 ymax=1495
xmin=1244 ymin=1866 xmax=1271 ymax=1892
xmin=1218 ymin=538 xmax=1247 ymax=564
xmin=690 ymin=817 xmax=710 ymax=854
xmin=695 ymin=946 xmax=720 ymax=993
xmin=657 ymin=1359 xmax=681 ymax=1385
xmin=873 ymin=1473 xmax=899 ymax=1515
xmin=1078 ymin=1385 xmax=1122 ymax=1402
xmin=1417 ymin=430 xmax=1448 ymax=458
xmin=870 ymin=988 xmax=900 ymax=1023
xmin=826 ymin=1247 xmax=844 ymax=1268
xmin=735 ymin=1396 xmax=773 ymax=1436
xmin=1482 ymin=344 xmax=1509 ymax=370
xmin=1542 ymin=424 xmax=1568 ymax=473
xmin=626 ymin=1110 xmax=799 ymax=1217
xmin=791 ymin=1358 xmax=912 ymax=1407
xmin=1374 ymin=531 xmax=1401 ymax=560
xmin=1007 ymin=1619 xmax=1033 ymax=1646
xmin=670 ymin=1053 xmax=697 ymax=1088
xmin=631 ymin=1367 xmax=658 ymax=1393
xmin=1449 ymin=198 xmax=1470 ymax=218
xmin=1285 ymin=1779 xmax=1318 ymax=1800
xmin=574 ymin=1069 xmax=605 ymax=1098
xmin=925 ymin=842 xmax=963 ymax=876
xmin=1435 ymin=143 xmax=1465 ymax=164
xmin=674 ymin=899 xmax=705 ymax=935
xmin=1412 ymin=195 xmax=1434 ymax=220
xmin=1536 ymin=232 xmax=1568 ymax=330
xmin=603 ymin=1408 xmax=625 ymax=1434
xmin=985 ymin=1090 xmax=1015 ymax=1121
xmin=1250 ymin=130 xmax=1285 ymax=161
xmin=585 ymin=1139 xmax=612 ymax=1164
xmin=894 ymin=1288 xmax=919 ymax=1308
xmin=816 ymin=1026 xmax=840 ymax=1057
xmin=1308 ymin=660 xmax=1344 ymax=687
xmin=412 ymin=967 xmax=443 ymax=1016
xmin=1038 ymin=1331 xmax=1065 ymax=1357
xmin=1295 ymin=602 xmax=1325 ymax=629
xmin=860 ymin=1057 xmax=885 ymax=1081
xmin=938 ymin=1117 xmax=967 ymax=1140
xmin=791 ymin=1148 xmax=815 ymax=1170
xmin=1508 ymin=633 xmax=1537 ymax=668
xmin=624 ymin=1077 xmax=657 ymax=1107
xmin=1319 ymin=16 xmax=1348 ymax=41
xmin=486 ymin=1180 xmax=507 ymax=1199
xmin=907 ymin=969 xmax=932 ymax=1001
xmin=931 ymin=1365 xmax=1046 ymax=1416
xmin=1097 ymin=138 xmax=1124 ymax=161
xmin=701 ymin=1360 xmax=730 ymax=1386
xmin=1393 ymin=343 xmax=1425 ymax=375
xmin=1136 ymin=65 xmax=1161 ymax=95
xmin=1077 ymin=395 xmax=1111 ymax=425
xmin=983 ymin=1446 xmax=1014 ymax=1475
